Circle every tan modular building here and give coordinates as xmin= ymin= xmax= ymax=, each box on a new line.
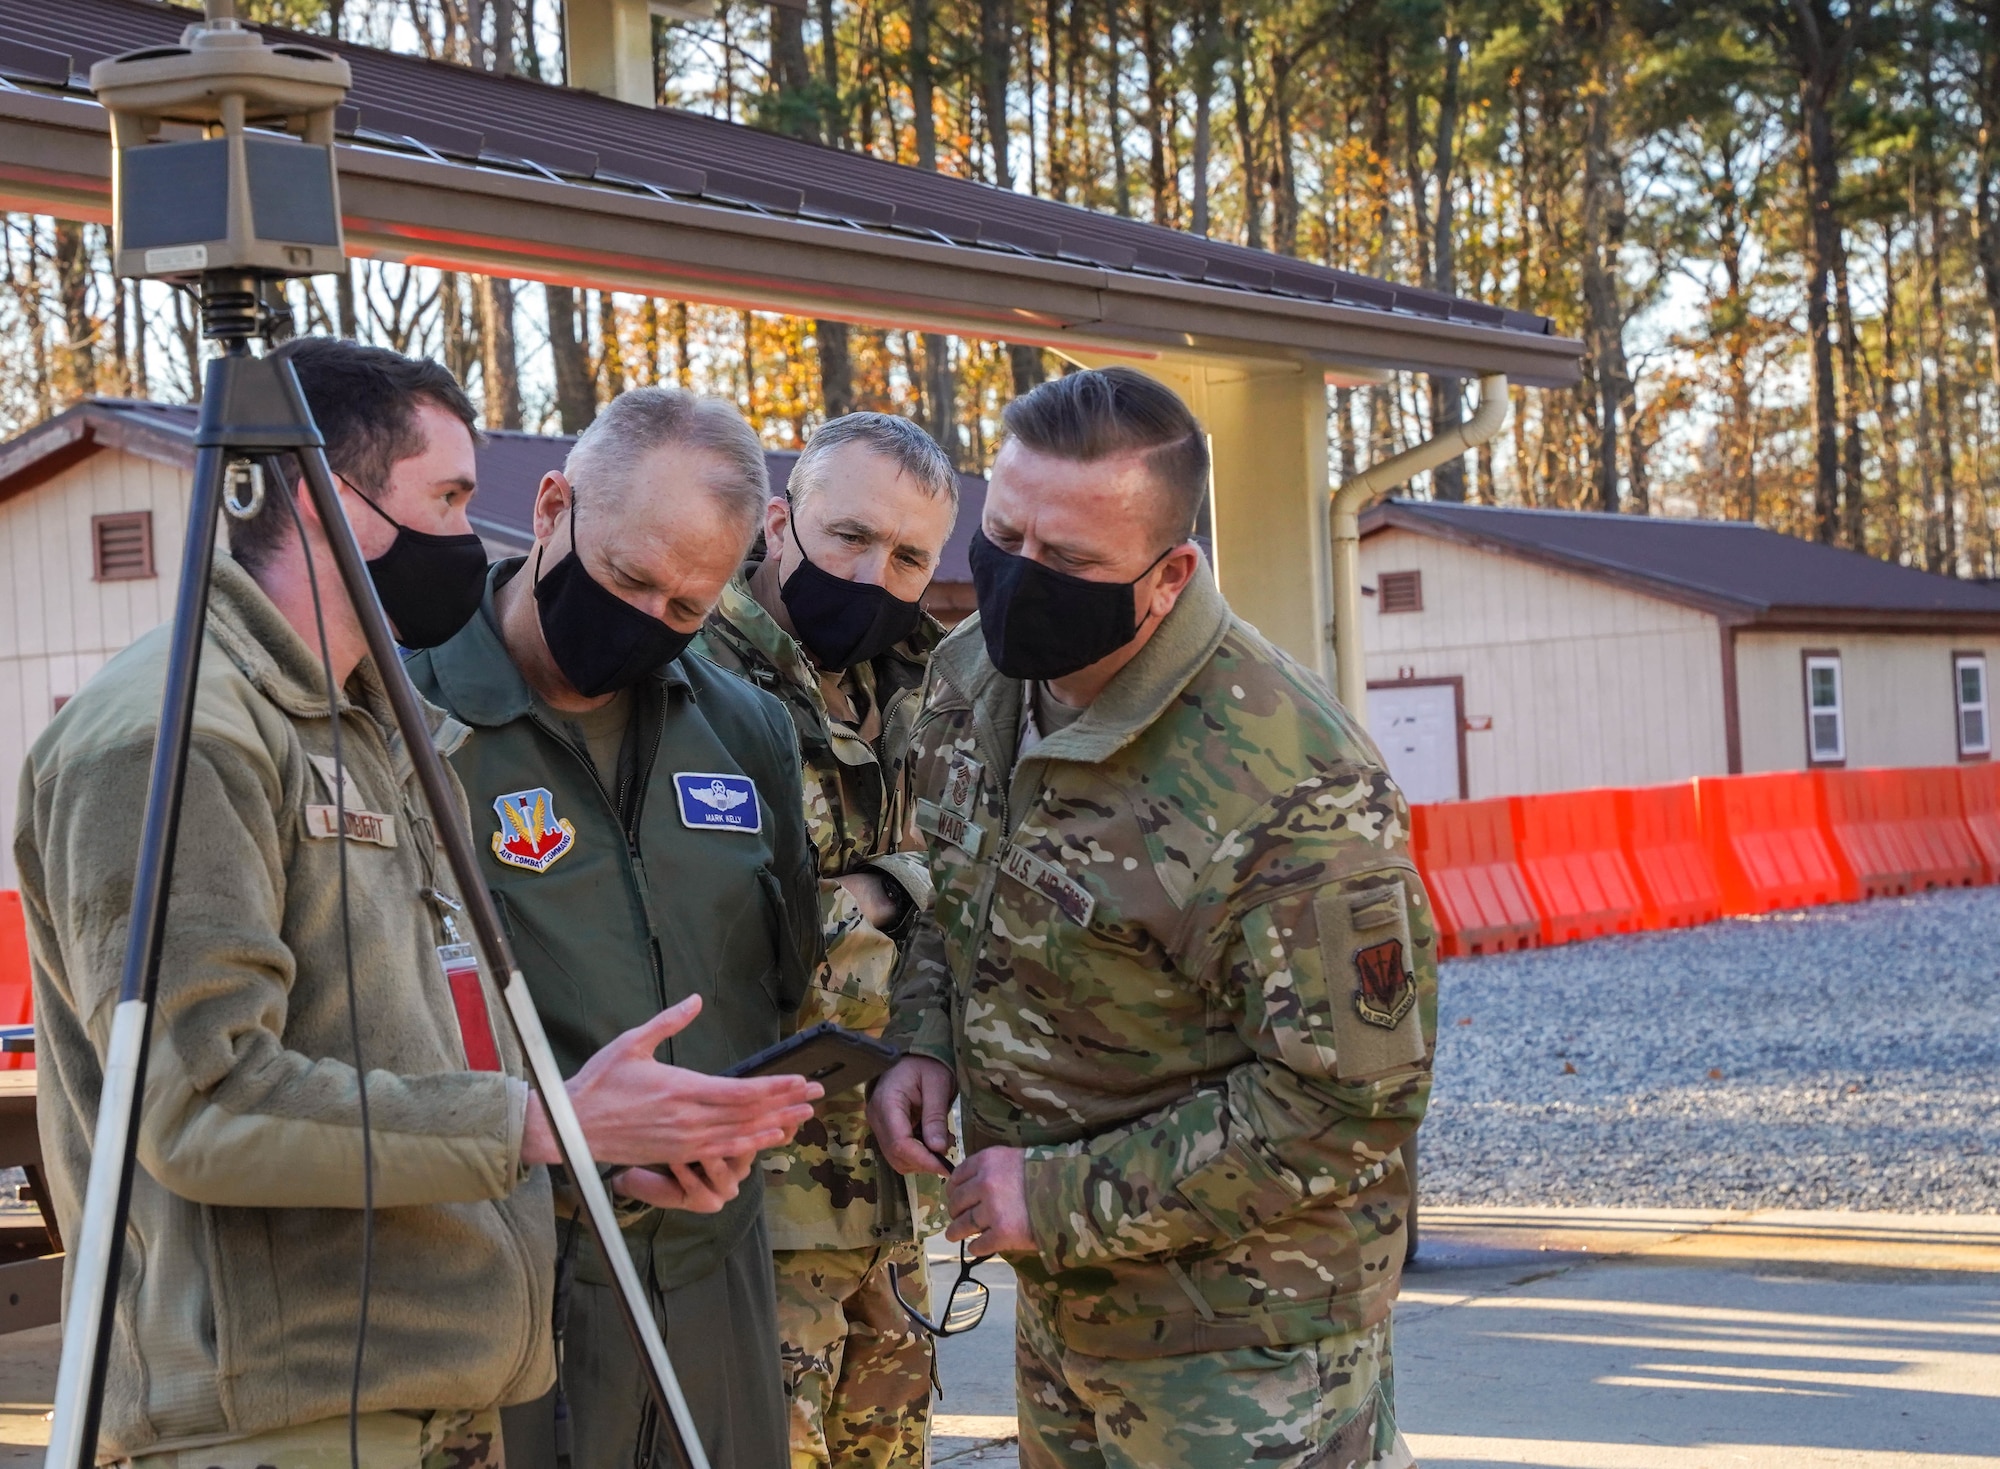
xmin=1358 ymin=499 xmax=2000 ymax=804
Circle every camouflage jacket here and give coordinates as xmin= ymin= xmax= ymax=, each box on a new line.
xmin=693 ymin=565 xmax=949 ymax=1251
xmin=884 ymin=562 xmax=1436 ymax=1359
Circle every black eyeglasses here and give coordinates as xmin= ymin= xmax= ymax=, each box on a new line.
xmin=890 ymin=1242 xmax=994 ymax=1338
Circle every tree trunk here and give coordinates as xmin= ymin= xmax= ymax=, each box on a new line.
xmin=819 ymin=0 xmax=845 ymax=146
xmin=491 ymin=0 xmax=513 ymax=75
xmin=546 ymin=283 xmax=596 ymax=433
xmin=1579 ymin=4 xmax=1627 ymax=513
xmin=1106 ymin=0 xmax=1130 ymax=215
xmin=980 ymin=0 xmax=1013 ymax=186
xmin=479 ymin=275 xmax=522 ymax=429
xmin=672 ymin=301 xmax=691 ymax=388
xmin=440 ymin=271 xmax=479 ymax=389
xmin=1430 ymin=34 xmax=1466 ymax=501
xmin=336 ymin=265 xmax=357 ymax=338
xmin=1793 ymin=12 xmax=1848 ymax=543
xmin=52 ymin=221 xmax=95 ymax=404
xmin=1271 ymin=53 xmax=1299 ymax=256
xmin=1231 ymin=16 xmax=1261 ymax=249
xmin=924 ymin=334 xmax=957 ymax=462
xmin=1832 ymin=237 xmax=1865 ymax=547
xmin=1872 ymin=226 xmax=1905 ymax=561
xmin=1139 ymin=0 xmax=1169 ymax=223
xmin=819 ymin=322 xmax=856 ymax=416
xmin=909 ymin=0 xmax=938 ymax=170
xmin=1191 ymin=0 xmax=1218 ymax=235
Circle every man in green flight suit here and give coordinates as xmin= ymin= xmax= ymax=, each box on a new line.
xmin=869 ymin=368 xmax=1433 ymax=1469
xmin=408 ymin=387 xmax=823 ymax=1469
xmin=692 ymin=413 xmax=958 ymax=1469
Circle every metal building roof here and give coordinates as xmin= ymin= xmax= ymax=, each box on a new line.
xmin=0 ymin=0 xmax=1584 ymax=385
xmin=1363 ymin=498 xmax=2000 ymax=628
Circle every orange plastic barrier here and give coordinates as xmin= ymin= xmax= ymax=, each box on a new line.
xmin=0 ymin=891 xmax=34 ymax=1072
xmin=1817 ymin=768 xmax=1986 ymax=897
xmin=1511 ymin=790 xmax=1645 ymax=945
xmin=1696 ymin=771 xmax=1855 ymax=914
xmin=1617 ymin=783 xmax=1724 ymax=929
xmin=1959 ymin=762 xmax=2000 ymax=876
xmin=1410 ymin=800 xmax=1541 ymax=958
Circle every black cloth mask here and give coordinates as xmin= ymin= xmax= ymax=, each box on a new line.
xmin=968 ymin=529 xmax=1174 ymax=681
xmin=349 ymin=484 xmax=489 ymax=650
xmin=533 ymin=486 xmax=694 ymax=698
xmin=778 ymin=518 xmax=927 ymax=672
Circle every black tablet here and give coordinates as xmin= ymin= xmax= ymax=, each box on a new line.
xmin=724 ymin=1021 xmax=902 ymax=1094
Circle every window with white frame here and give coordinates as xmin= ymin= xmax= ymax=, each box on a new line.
xmin=1955 ymin=654 xmax=1990 ymax=757
xmin=1804 ymin=653 xmax=1845 ymax=764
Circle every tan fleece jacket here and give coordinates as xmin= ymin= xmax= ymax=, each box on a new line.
xmin=13 ymin=556 xmax=555 ymax=1460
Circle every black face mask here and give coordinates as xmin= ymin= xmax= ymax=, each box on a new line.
xmin=349 ymin=483 xmax=489 ymax=649
xmin=778 ymin=518 xmax=927 ymax=672
xmin=968 ymin=529 xmax=1174 ymax=681
xmin=533 ymin=485 xmax=694 ymax=698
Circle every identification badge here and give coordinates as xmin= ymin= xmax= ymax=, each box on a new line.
xmin=491 ymin=787 xmax=577 ymax=873
xmin=439 ymin=940 xmax=501 ymax=1071
xmin=304 ymin=806 xmax=397 ymax=846
xmin=942 ymin=751 xmax=983 ymax=817
xmin=999 ymin=842 xmax=1097 ymax=928
xmin=675 ymin=772 xmax=762 ymax=832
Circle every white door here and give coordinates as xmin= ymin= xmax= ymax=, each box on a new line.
xmin=1367 ymin=682 xmax=1462 ymax=804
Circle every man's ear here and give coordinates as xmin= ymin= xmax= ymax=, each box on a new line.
xmin=763 ymin=494 xmax=791 ymax=551
xmin=1146 ymin=542 xmax=1201 ymax=620
xmin=532 ymin=472 xmax=571 ymax=542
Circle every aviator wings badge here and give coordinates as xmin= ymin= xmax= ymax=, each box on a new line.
xmin=491 ymin=787 xmax=577 ymax=873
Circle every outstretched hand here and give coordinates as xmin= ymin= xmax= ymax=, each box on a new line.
xmin=523 ymin=996 xmax=821 ymax=1170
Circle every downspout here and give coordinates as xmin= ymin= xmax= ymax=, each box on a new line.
xmin=1323 ymin=372 xmax=1510 ymax=720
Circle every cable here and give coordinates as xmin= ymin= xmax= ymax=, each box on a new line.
xmin=276 ymin=456 xmax=374 ymax=1469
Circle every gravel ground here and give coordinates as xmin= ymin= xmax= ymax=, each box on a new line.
xmin=1423 ymin=886 xmax=2000 ymax=1213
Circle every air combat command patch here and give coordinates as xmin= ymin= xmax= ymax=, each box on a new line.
xmin=1353 ymin=936 xmax=1416 ymax=1028
xmin=491 ymin=787 xmax=577 ymax=873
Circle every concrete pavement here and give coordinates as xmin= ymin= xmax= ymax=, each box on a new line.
xmin=932 ymin=1210 xmax=2000 ymax=1467
xmin=0 ymin=1211 xmax=1989 ymax=1465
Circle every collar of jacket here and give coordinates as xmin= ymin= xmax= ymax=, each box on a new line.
xmin=207 ymin=551 xmax=400 ymax=728
xmin=708 ymin=559 xmax=943 ymax=705
xmin=930 ymin=552 xmax=1232 ymax=768
xmin=423 ymin=557 xmax=690 ymax=729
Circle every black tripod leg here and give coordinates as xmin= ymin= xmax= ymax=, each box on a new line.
xmin=43 ymin=389 xmax=233 ymax=1469
xmin=286 ymin=419 xmax=709 ymax=1468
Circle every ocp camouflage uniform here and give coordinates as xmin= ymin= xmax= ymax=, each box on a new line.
xmin=694 ymin=566 xmax=950 ymax=1469
xmin=885 ymin=561 xmax=1434 ymax=1469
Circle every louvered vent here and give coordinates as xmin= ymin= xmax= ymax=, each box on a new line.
xmin=92 ymin=512 xmax=154 ymax=581
xmin=1379 ymin=570 xmax=1423 ymax=614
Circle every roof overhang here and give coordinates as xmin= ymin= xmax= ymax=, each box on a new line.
xmin=0 ymin=398 xmax=194 ymax=504
xmin=0 ymin=86 xmax=1585 ymax=387
xmin=1360 ymin=501 xmax=2000 ymax=632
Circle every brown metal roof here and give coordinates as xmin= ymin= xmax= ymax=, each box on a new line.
xmin=1363 ymin=498 xmax=2000 ymax=628
xmin=0 ymin=0 xmax=1584 ymax=386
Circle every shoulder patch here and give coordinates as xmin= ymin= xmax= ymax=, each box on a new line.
xmin=675 ymin=771 xmax=763 ymax=833
xmin=491 ymin=787 xmax=577 ymax=873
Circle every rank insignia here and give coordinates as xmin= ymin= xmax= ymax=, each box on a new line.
xmin=1353 ymin=937 xmax=1416 ymax=1029
xmin=943 ymin=751 xmax=983 ymax=816
xmin=491 ymin=787 xmax=577 ymax=873
xmin=675 ymin=771 xmax=762 ymax=832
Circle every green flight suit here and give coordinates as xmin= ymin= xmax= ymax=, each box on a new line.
xmin=407 ymin=561 xmax=821 ymax=1469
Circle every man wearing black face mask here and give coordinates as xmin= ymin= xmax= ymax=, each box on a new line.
xmin=870 ymin=369 xmax=1433 ymax=1469
xmin=406 ymin=387 xmax=824 ymax=1469
xmin=690 ymin=412 xmax=957 ymax=1469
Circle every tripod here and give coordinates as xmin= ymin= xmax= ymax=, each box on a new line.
xmin=43 ymin=274 xmax=709 ymax=1469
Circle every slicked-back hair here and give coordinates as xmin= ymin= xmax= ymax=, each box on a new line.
xmin=564 ymin=386 xmax=769 ymax=538
xmin=234 ymin=337 xmax=480 ymax=572
xmin=999 ymin=367 xmax=1210 ymax=543
xmin=788 ymin=412 xmax=958 ymax=516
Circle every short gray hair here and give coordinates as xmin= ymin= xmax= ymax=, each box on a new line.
xmin=564 ymin=387 xmax=769 ymax=533
xmin=789 ymin=412 xmax=957 ymax=514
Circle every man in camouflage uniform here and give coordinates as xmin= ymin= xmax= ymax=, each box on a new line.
xmin=693 ymin=413 xmax=959 ymax=1468
xmin=870 ymin=368 xmax=1433 ymax=1469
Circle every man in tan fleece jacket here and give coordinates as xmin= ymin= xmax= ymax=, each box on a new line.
xmin=13 ymin=340 xmax=821 ymax=1468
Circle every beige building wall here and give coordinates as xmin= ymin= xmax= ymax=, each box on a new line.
xmin=1358 ymin=527 xmax=1729 ymax=798
xmin=1 ymin=450 xmax=196 ymax=889
xmin=1735 ymin=630 xmax=1995 ymax=772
